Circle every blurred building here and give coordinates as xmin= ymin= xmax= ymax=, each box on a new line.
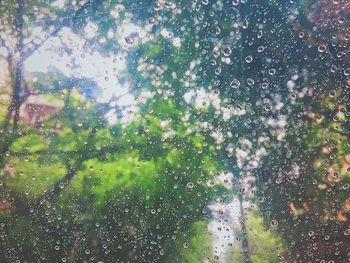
xmin=19 ymin=95 xmax=64 ymax=127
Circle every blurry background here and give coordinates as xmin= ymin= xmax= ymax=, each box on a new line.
xmin=0 ymin=0 xmax=349 ymax=262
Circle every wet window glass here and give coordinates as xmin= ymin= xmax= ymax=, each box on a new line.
xmin=0 ymin=0 xmax=349 ymax=262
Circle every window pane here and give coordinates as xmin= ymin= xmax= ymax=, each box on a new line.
xmin=0 ymin=0 xmax=349 ymax=262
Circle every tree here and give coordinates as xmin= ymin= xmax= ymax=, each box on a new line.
xmin=0 ymin=1 xmax=221 ymax=261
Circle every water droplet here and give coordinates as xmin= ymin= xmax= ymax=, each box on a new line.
xmin=125 ymin=36 xmax=134 ymax=44
xmin=246 ymin=78 xmax=254 ymax=86
xmin=338 ymin=16 xmax=345 ymax=24
xmin=153 ymin=1 xmax=161 ymax=11
xmin=329 ymin=90 xmax=336 ymax=97
xmin=186 ymin=182 xmax=194 ymax=189
xmin=223 ymin=46 xmax=232 ymax=57
xmin=318 ymin=44 xmax=327 ymax=53
xmin=261 ymin=81 xmax=269 ymax=89
xmin=245 ymin=55 xmax=253 ymax=63
xmin=242 ymin=19 xmax=249 ymax=29
xmin=270 ymin=220 xmax=278 ymax=228
xmin=264 ymin=103 xmax=273 ymax=111
xmin=215 ymin=67 xmax=222 ymax=75
xmin=257 ymin=46 xmax=265 ymax=52
xmin=230 ymin=79 xmax=240 ymax=89
xmin=268 ymin=69 xmax=276 ymax=75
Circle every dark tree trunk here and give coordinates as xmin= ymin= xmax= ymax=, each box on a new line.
xmin=0 ymin=0 xmax=25 ymax=164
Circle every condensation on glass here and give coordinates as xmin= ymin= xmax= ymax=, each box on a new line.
xmin=0 ymin=0 xmax=349 ymax=262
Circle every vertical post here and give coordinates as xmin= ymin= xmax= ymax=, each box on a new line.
xmin=238 ymin=190 xmax=250 ymax=263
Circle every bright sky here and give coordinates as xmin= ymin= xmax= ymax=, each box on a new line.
xmin=24 ymin=23 xmax=142 ymax=105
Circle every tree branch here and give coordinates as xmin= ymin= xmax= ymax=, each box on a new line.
xmin=0 ymin=0 xmax=25 ymax=162
xmin=2 ymin=140 xmax=141 ymax=216
xmin=30 ymin=165 xmax=79 ymax=210
xmin=9 ymin=143 xmax=140 ymax=157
